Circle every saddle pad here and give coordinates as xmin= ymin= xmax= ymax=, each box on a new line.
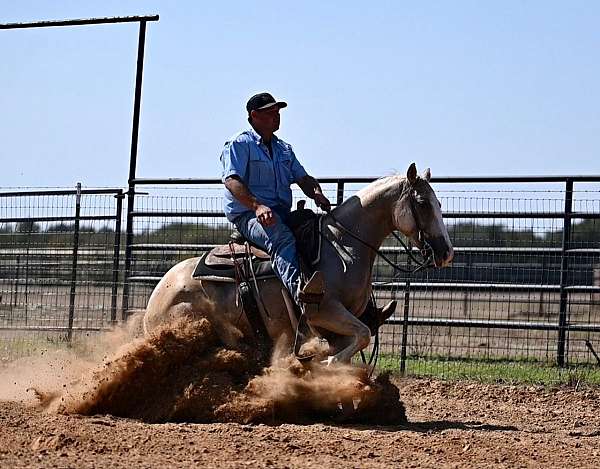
xmin=210 ymin=243 xmax=270 ymax=260
xmin=192 ymin=252 xmax=277 ymax=282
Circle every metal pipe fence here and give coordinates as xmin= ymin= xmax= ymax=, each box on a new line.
xmin=123 ymin=176 xmax=600 ymax=375
xmin=0 ymin=186 xmax=123 ymax=361
xmin=1 ymin=177 xmax=599 ymax=381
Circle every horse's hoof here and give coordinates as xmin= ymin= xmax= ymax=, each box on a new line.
xmin=321 ymin=355 xmax=338 ymax=366
xmin=296 ymin=353 xmax=315 ymax=363
xmin=374 ymin=300 xmax=397 ymax=329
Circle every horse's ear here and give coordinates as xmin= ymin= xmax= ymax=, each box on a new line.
xmin=422 ymin=168 xmax=431 ymax=182
xmin=407 ymin=163 xmax=417 ymax=185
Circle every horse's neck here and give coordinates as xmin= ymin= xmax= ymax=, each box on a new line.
xmin=332 ymin=176 xmax=405 ymax=250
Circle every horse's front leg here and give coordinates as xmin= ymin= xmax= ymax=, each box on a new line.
xmin=305 ymin=299 xmax=371 ymax=364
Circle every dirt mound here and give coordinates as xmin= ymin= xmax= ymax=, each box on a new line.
xmin=30 ymin=317 xmax=406 ymax=424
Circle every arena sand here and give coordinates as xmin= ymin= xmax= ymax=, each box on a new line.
xmin=0 ymin=315 xmax=406 ymax=425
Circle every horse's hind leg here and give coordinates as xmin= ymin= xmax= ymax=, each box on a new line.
xmin=305 ymin=299 xmax=371 ymax=363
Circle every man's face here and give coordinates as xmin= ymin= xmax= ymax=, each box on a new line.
xmin=251 ymin=105 xmax=281 ymax=133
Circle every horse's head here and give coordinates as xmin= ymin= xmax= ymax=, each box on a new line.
xmin=393 ymin=163 xmax=454 ymax=267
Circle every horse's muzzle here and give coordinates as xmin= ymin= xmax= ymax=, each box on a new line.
xmin=426 ymin=236 xmax=454 ymax=268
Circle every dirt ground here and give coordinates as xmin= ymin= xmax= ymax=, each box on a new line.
xmin=1 ymin=377 xmax=600 ymax=469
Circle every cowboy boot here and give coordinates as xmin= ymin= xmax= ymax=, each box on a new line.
xmin=297 ymin=270 xmax=325 ymax=305
xmin=296 ymin=271 xmax=325 ymax=338
xmin=290 ymin=271 xmax=326 ymax=360
xmin=360 ymin=299 xmax=397 ymax=336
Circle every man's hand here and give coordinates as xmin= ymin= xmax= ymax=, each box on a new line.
xmin=297 ymin=175 xmax=332 ymax=212
xmin=314 ymin=192 xmax=332 ymax=212
xmin=255 ymin=204 xmax=276 ymax=226
xmin=224 ymin=176 xmax=276 ymax=225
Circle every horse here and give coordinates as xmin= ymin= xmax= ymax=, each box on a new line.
xmin=143 ymin=163 xmax=454 ymax=364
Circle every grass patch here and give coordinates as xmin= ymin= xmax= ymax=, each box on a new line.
xmin=5 ymin=337 xmax=600 ymax=387
xmin=1 ymin=335 xmax=68 ymax=361
xmin=370 ymin=354 xmax=600 ymax=386
xmin=0 ymin=331 xmax=102 ymax=362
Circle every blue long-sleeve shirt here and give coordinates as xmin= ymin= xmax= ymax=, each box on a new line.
xmin=220 ymin=128 xmax=308 ymax=221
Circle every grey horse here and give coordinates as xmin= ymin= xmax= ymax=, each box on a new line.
xmin=143 ymin=163 xmax=454 ymax=364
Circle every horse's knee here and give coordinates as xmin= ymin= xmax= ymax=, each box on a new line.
xmin=356 ymin=323 xmax=371 ymax=350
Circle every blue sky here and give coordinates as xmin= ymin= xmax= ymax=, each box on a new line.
xmin=1 ymin=1 xmax=599 ymax=188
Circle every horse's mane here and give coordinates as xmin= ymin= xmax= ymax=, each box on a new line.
xmin=334 ymin=173 xmax=434 ymax=212
xmin=354 ymin=174 xmax=406 ymax=206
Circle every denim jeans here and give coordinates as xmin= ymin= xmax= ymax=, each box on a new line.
xmin=233 ymin=207 xmax=301 ymax=302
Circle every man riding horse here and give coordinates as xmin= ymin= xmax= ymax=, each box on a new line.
xmin=220 ymin=92 xmax=394 ymax=336
xmin=145 ymin=127 xmax=452 ymax=364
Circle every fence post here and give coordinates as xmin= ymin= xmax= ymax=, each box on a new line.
xmin=24 ymin=236 xmax=30 ymax=325
xmin=557 ymin=179 xmax=573 ymax=367
xmin=12 ymin=254 xmax=20 ymax=321
xmin=122 ymin=20 xmax=148 ymax=319
xmin=122 ymin=191 xmax=135 ymax=319
xmin=67 ymin=182 xmax=82 ymax=342
xmin=110 ymin=191 xmax=124 ymax=323
xmin=400 ymin=244 xmax=412 ymax=376
xmin=463 ymin=257 xmax=472 ymax=316
xmin=336 ymin=180 xmax=345 ymax=207
xmin=538 ymin=256 xmax=547 ymax=317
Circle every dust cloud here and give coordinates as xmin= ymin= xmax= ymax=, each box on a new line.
xmin=1 ymin=315 xmax=406 ymax=425
xmin=0 ymin=314 xmax=144 ymax=404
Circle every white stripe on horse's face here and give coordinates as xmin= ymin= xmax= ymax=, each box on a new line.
xmin=427 ymin=190 xmax=454 ymax=267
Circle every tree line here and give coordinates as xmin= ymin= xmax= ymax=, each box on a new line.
xmin=1 ymin=219 xmax=597 ymax=249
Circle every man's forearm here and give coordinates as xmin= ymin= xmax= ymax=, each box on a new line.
xmin=297 ymin=175 xmax=332 ymax=212
xmin=297 ymin=175 xmax=323 ymax=198
xmin=224 ymin=176 xmax=260 ymax=210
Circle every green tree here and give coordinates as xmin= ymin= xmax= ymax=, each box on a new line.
xmin=16 ymin=220 xmax=40 ymax=233
xmin=0 ymin=223 xmax=13 ymax=233
xmin=47 ymin=222 xmax=73 ymax=233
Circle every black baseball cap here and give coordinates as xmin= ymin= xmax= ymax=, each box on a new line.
xmin=246 ymin=92 xmax=287 ymax=113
